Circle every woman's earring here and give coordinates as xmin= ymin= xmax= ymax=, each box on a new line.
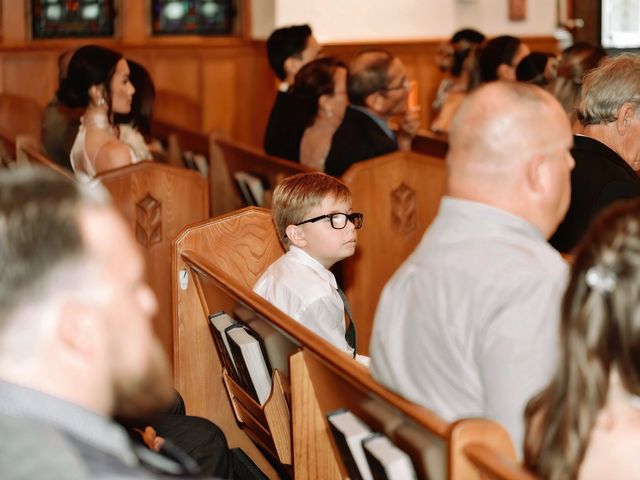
xmin=98 ymin=97 xmax=106 ymax=107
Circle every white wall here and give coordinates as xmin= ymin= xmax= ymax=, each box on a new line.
xmin=250 ymin=0 xmax=558 ymax=41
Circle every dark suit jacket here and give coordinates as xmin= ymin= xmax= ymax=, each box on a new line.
xmin=325 ymin=106 xmax=398 ymax=177
xmin=550 ymin=134 xmax=640 ymax=253
xmin=263 ymin=90 xmax=305 ymax=162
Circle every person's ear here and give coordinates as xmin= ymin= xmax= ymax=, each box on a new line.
xmin=525 ymin=154 xmax=546 ymax=194
xmin=88 ymin=85 xmax=105 ymax=106
xmin=364 ymin=92 xmax=383 ymax=112
xmin=284 ymin=56 xmax=301 ymax=82
xmin=318 ymin=94 xmax=333 ymax=117
xmin=497 ymin=63 xmax=516 ymax=82
xmin=285 ymin=224 xmax=307 ymax=247
xmin=56 ymin=302 xmax=101 ymax=367
xmin=616 ymin=103 xmax=635 ymax=136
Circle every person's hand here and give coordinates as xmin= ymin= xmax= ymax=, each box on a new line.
xmin=135 ymin=426 xmax=165 ymax=452
xmin=397 ymin=107 xmax=421 ymax=151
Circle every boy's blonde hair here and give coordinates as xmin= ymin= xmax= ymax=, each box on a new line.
xmin=272 ymin=172 xmax=351 ymax=248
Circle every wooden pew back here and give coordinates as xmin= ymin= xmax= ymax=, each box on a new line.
xmin=209 ymin=132 xmax=312 ymax=215
xmin=174 ymin=207 xmax=518 ymax=480
xmin=341 ymin=150 xmax=446 ymax=354
xmin=0 ymin=93 xmax=43 ymax=145
xmin=463 ymin=442 xmax=536 ymax=480
xmin=412 ymin=129 xmax=449 ymax=158
xmin=15 ymin=135 xmax=74 ymax=180
xmin=97 ymin=161 xmax=209 ymax=363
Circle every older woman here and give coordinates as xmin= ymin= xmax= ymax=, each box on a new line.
xmin=525 ymin=198 xmax=640 ymax=479
xmin=292 ymin=57 xmax=348 ymax=171
xmin=58 ymin=45 xmax=137 ymax=178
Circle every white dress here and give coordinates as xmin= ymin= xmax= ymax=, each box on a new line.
xmin=70 ymin=113 xmax=141 ymax=179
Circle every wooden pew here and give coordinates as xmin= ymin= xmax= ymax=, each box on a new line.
xmin=174 ymin=206 xmax=517 ymax=479
xmin=15 ymin=135 xmax=75 ymax=180
xmin=97 ymin=161 xmax=209 ymax=364
xmin=340 ymin=150 xmax=447 ymax=355
xmin=412 ymin=129 xmax=449 ymax=158
xmin=208 ymin=131 xmax=312 ymax=215
xmin=464 ymin=443 xmax=536 ymax=480
xmin=151 ymin=120 xmax=310 ymax=215
xmin=0 ymin=93 xmax=43 ymax=147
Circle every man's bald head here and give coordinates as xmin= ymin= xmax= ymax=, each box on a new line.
xmin=447 ymin=82 xmax=574 ymax=237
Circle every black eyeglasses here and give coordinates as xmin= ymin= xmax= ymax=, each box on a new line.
xmin=295 ymin=212 xmax=364 ymax=230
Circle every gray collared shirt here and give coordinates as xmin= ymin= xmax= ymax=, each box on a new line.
xmin=370 ymin=197 xmax=568 ymax=456
xmin=0 ymin=380 xmax=139 ymax=467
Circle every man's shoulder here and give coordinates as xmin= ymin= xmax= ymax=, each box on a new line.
xmin=0 ymin=414 xmax=90 ymax=478
xmin=326 ymin=107 xmax=397 ymax=176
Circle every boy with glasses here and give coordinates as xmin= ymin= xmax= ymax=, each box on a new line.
xmin=253 ymin=172 xmax=368 ymax=365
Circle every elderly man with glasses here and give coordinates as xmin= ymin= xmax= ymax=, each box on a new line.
xmin=325 ymin=49 xmax=420 ymax=177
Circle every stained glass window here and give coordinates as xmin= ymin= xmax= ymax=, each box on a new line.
xmin=152 ymin=0 xmax=237 ymax=36
xmin=31 ymin=0 xmax=115 ymax=39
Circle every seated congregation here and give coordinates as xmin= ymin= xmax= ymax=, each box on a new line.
xmin=4 ymin=19 xmax=640 ymax=480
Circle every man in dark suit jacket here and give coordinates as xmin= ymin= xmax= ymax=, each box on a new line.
xmin=550 ymin=55 xmax=640 ymax=253
xmin=264 ymin=25 xmax=321 ymax=161
xmin=325 ymin=49 xmax=420 ymax=177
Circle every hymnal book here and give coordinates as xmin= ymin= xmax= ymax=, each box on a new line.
xmin=362 ymin=433 xmax=417 ymax=480
xmin=326 ymin=409 xmax=374 ymax=480
xmin=233 ymin=304 xmax=298 ymax=376
xmin=208 ymin=311 xmax=240 ymax=382
xmin=233 ymin=171 xmax=265 ymax=207
xmin=225 ymin=325 xmax=273 ymax=405
xmin=247 ymin=317 xmax=298 ymax=376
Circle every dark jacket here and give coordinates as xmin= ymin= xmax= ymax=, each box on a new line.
xmin=550 ymin=134 xmax=640 ymax=253
xmin=325 ymin=106 xmax=398 ymax=177
xmin=263 ymin=90 xmax=305 ymax=162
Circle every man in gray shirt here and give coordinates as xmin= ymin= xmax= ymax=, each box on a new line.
xmin=370 ymin=82 xmax=574 ymax=454
xmin=0 ymin=168 xmax=204 ymax=478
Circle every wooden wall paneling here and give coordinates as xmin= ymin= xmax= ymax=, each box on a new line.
xmin=2 ymin=52 xmax=56 ymax=107
xmin=341 ymin=151 xmax=447 ymax=356
xmin=97 ymin=162 xmax=209 ymax=364
xmin=202 ymin=57 xmax=237 ymax=135
xmin=0 ymin=36 xmax=558 ymax=151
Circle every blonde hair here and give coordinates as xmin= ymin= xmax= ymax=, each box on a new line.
xmin=272 ymin=172 xmax=351 ymax=248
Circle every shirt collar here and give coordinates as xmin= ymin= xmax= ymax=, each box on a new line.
xmin=0 ymin=380 xmax=138 ymax=466
xmin=287 ymin=246 xmax=338 ymax=289
xmin=349 ymin=105 xmax=397 ymax=142
xmin=439 ymin=196 xmax=546 ymax=242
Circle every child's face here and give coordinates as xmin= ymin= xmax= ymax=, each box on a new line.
xmin=296 ymin=195 xmax=358 ymax=269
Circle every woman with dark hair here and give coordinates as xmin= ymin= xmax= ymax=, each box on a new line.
xmin=478 ymin=35 xmax=530 ymax=83
xmin=114 ymin=60 xmax=162 ymax=162
xmin=292 ymin=57 xmax=348 ymax=171
xmin=430 ymin=29 xmax=484 ymax=133
xmin=516 ymin=52 xmax=557 ymax=87
xmin=525 ymin=198 xmax=640 ymax=479
xmin=59 ymin=45 xmax=136 ymax=178
xmin=551 ymin=42 xmax=606 ymax=125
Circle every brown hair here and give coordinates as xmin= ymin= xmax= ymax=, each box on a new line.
xmin=524 ymin=198 xmax=640 ymax=479
xmin=272 ymin=172 xmax=351 ymax=248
